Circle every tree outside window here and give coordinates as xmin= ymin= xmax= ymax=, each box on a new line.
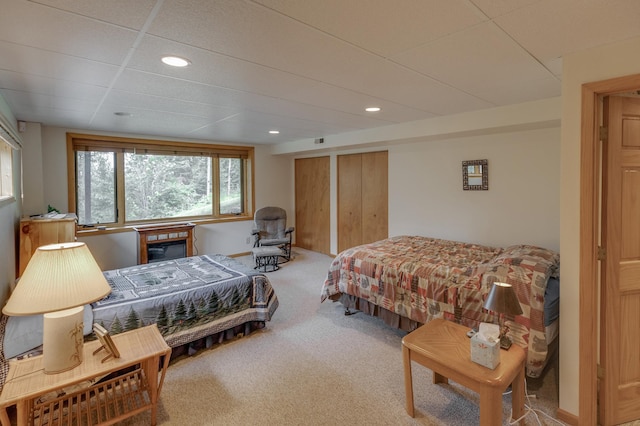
xmin=68 ymin=134 xmax=253 ymax=226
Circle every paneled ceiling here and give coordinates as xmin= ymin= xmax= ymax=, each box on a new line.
xmin=1 ymin=0 xmax=640 ymax=144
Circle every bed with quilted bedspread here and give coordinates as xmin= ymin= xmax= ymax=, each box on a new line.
xmin=321 ymin=235 xmax=559 ymax=378
xmin=1 ymin=253 xmax=278 ymax=391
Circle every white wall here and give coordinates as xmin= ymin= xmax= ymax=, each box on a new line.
xmin=20 ymin=123 xmax=44 ymax=216
xmin=389 ymin=127 xmax=560 ymax=250
xmin=559 ymin=36 xmax=640 ymax=418
xmin=287 ymin=101 xmax=561 ymax=256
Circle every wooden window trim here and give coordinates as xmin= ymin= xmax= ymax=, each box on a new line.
xmin=67 ymin=133 xmax=255 ymax=229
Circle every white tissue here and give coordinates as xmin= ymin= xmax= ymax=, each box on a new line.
xmin=477 ymin=322 xmax=500 ymax=343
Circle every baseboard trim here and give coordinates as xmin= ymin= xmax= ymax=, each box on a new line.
xmin=229 ymin=251 xmax=251 ymax=258
xmin=556 ymin=408 xmax=579 ymax=425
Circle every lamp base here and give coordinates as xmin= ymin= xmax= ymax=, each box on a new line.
xmin=499 ymin=335 xmax=513 ymax=350
xmin=43 ymin=306 xmax=85 ymax=374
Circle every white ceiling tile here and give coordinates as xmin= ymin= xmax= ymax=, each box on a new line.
xmin=469 ymin=0 xmax=543 ymax=18
xmin=494 ymin=0 xmax=640 ymax=63
xmin=127 ymin=36 xmax=432 ymax=123
xmin=253 ymin=0 xmax=486 ymax=57
xmin=1 ymin=89 xmax=99 ymax=114
xmin=101 ymin=90 xmax=239 ymax=121
xmin=90 ymin=108 xmax=216 ymax=139
xmin=0 ymin=89 xmax=96 ymax=125
xmin=0 ymin=1 xmax=139 ymax=64
xmin=391 ymin=22 xmax=558 ymax=102
xmin=471 ymin=75 xmax=561 ymax=106
xmin=1 ymin=0 xmax=638 ymax=143
xmin=190 ymin=112 xmax=332 ymax=144
xmin=0 ymin=70 xmax=108 ymax=101
xmin=30 ymin=0 xmax=158 ymax=30
xmin=145 ymin=0 xmax=489 ymax=116
xmin=0 ymin=42 xmax=118 ymax=86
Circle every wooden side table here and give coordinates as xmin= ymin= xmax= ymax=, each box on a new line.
xmin=0 ymin=325 xmax=171 ymax=426
xmin=402 ymin=318 xmax=526 ymax=425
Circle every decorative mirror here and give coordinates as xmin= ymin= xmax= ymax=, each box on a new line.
xmin=462 ymin=159 xmax=488 ymax=190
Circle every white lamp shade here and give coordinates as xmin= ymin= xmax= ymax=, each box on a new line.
xmin=3 ymin=242 xmax=111 ymax=316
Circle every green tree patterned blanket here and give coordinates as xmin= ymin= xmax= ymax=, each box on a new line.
xmin=93 ymin=254 xmax=278 ymax=347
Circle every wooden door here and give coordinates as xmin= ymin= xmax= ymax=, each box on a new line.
xmin=337 ymin=151 xmax=388 ymax=253
xmin=600 ymin=95 xmax=640 ymax=425
xmin=295 ymin=157 xmax=330 ymax=255
xmin=337 ymin=154 xmax=363 ymax=253
xmin=361 ymin=151 xmax=388 ymax=244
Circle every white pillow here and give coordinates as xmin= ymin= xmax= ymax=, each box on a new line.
xmin=3 ymin=305 xmax=93 ymax=359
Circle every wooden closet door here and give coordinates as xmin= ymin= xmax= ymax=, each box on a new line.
xmin=295 ymin=157 xmax=330 ymax=255
xmin=338 ymin=151 xmax=388 ymax=253
xmin=338 ymin=154 xmax=362 ymax=253
xmin=362 ymin=151 xmax=388 ymax=244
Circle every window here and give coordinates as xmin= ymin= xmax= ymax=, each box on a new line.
xmin=68 ymin=134 xmax=253 ymax=226
xmin=219 ymin=157 xmax=243 ymax=215
xmin=0 ymin=138 xmax=12 ymax=200
xmin=0 ymin=119 xmax=20 ymax=203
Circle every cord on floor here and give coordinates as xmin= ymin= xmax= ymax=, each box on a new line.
xmin=505 ymin=379 xmax=565 ymax=425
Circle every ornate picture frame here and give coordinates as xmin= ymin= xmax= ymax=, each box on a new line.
xmin=462 ymin=159 xmax=488 ymax=190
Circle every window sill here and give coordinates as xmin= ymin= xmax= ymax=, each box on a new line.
xmin=76 ymin=215 xmax=252 ymax=236
xmin=0 ymin=196 xmax=15 ymax=208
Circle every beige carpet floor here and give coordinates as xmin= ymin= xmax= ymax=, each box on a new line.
xmin=117 ymin=248 xmax=565 ymax=426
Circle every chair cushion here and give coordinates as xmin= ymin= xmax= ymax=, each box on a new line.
xmin=252 ymin=246 xmax=283 ymax=257
xmin=255 ymin=219 xmax=286 ymax=239
xmin=260 ymin=238 xmax=289 ymax=246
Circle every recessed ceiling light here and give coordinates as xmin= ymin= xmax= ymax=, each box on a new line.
xmin=269 ymin=130 xmax=280 ymax=134
xmin=365 ymin=107 xmax=381 ymax=112
xmin=161 ymin=56 xmax=190 ymax=67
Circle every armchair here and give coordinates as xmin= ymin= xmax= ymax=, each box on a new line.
xmin=252 ymin=206 xmax=294 ymax=263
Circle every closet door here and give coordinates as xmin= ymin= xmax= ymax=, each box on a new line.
xmin=338 ymin=151 xmax=388 ymax=253
xmin=362 ymin=151 xmax=388 ymax=244
xmin=295 ymin=157 xmax=330 ymax=255
xmin=338 ymin=154 xmax=363 ymax=252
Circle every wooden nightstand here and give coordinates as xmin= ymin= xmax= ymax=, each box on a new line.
xmin=402 ymin=318 xmax=525 ymax=425
xmin=0 ymin=325 xmax=171 ymax=426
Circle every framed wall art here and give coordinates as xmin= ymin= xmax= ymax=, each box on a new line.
xmin=92 ymin=323 xmax=120 ymax=362
xmin=462 ymin=159 xmax=488 ymax=190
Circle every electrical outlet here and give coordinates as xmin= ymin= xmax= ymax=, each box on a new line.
xmin=246 ymin=237 xmax=251 ymax=244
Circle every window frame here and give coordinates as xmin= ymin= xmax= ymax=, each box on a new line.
xmin=0 ymin=137 xmax=13 ymax=203
xmin=67 ymin=133 xmax=254 ymax=228
xmin=0 ymin=122 xmax=19 ymax=205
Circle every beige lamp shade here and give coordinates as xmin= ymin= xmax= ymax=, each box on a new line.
xmin=483 ymin=282 xmax=523 ymax=317
xmin=3 ymin=242 xmax=111 ymax=316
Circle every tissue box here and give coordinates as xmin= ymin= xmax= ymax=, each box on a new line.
xmin=470 ymin=333 xmax=500 ymax=369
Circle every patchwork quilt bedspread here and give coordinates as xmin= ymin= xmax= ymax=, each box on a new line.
xmin=94 ymin=254 xmax=278 ymax=347
xmin=321 ymin=235 xmax=559 ymax=377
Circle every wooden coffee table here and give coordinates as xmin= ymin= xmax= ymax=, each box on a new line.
xmin=402 ymin=318 xmax=525 ymax=425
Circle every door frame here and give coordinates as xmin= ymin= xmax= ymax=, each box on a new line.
xmin=579 ymin=73 xmax=640 ymax=424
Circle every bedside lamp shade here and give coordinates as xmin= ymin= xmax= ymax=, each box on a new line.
xmin=3 ymin=242 xmax=111 ymax=373
xmin=483 ymin=282 xmax=523 ymax=318
xmin=483 ymin=282 xmax=523 ymax=350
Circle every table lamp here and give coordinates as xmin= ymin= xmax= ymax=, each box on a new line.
xmin=2 ymin=242 xmax=111 ymax=374
xmin=482 ymin=282 xmax=523 ymax=350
